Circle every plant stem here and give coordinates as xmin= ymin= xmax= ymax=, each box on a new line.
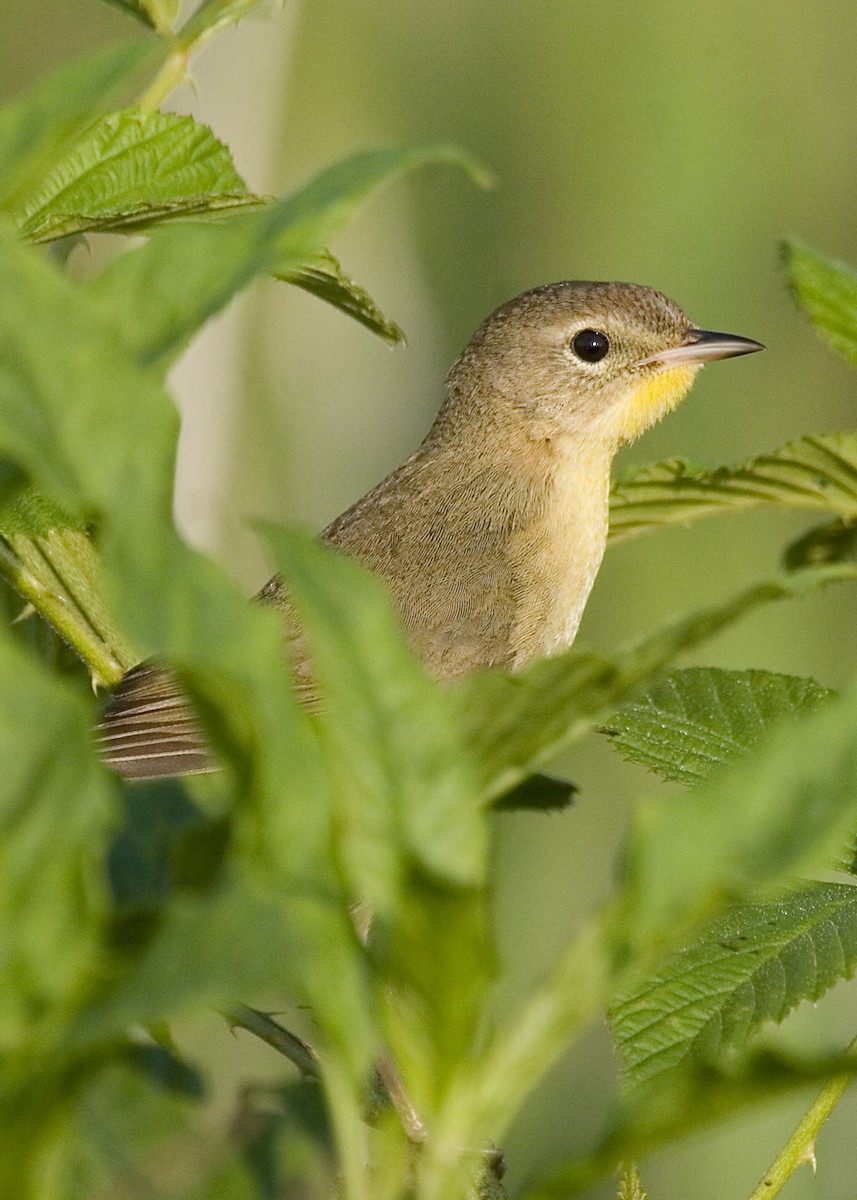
xmin=224 ymin=1004 xmax=320 ymax=1079
xmin=137 ymin=45 xmax=190 ymax=114
xmin=0 ymin=537 xmax=133 ymax=685
xmin=747 ymin=1041 xmax=856 ymax=1200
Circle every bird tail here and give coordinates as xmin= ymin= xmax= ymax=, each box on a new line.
xmin=96 ymin=663 xmax=215 ymax=781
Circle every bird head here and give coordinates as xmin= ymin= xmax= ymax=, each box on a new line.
xmin=445 ymin=280 xmax=763 ymax=449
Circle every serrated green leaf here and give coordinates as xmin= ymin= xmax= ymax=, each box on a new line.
xmin=260 ymin=525 xmax=485 ymax=904
xmin=617 ymin=671 xmax=857 ymax=962
xmin=14 ymin=109 xmax=257 ymax=244
xmin=602 ymin=668 xmax=832 ymax=784
xmin=285 ymin=251 xmax=405 ymax=344
xmin=785 ymin=240 xmax=857 ymax=366
xmin=608 ymin=432 xmax=857 ymax=543
xmin=612 ymin=882 xmax=857 ymax=1090
xmin=0 ymin=41 xmax=157 ymax=208
xmin=88 ymin=143 xmax=486 ymax=372
xmin=457 ymin=567 xmax=855 ymax=800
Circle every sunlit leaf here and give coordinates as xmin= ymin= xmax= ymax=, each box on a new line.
xmin=608 ymin=432 xmax=857 ymax=543
xmin=0 ymin=40 xmax=157 ymax=207
xmin=14 ymin=109 xmax=258 ymax=244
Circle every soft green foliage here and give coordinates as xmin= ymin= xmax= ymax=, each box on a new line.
xmin=785 ymin=240 xmax=857 ymax=366
xmin=13 ymin=108 xmax=258 ymax=242
xmin=3 ymin=7 xmax=857 ymax=1200
xmin=609 ymin=432 xmax=857 ymax=542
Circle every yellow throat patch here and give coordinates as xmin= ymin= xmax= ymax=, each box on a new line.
xmin=615 ymin=364 xmax=699 ymax=445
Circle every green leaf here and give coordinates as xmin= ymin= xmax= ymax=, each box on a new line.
xmin=179 ymin=0 xmax=272 ymax=44
xmin=96 ymin=0 xmax=159 ymax=27
xmin=617 ymin=671 xmax=857 ymax=962
xmin=0 ymin=222 xmax=377 ymax=1097
xmin=608 ymin=432 xmax=857 ymax=544
xmin=602 ymin=667 xmax=833 ymax=785
xmin=14 ymin=109 xmax=258 ymax=244
xmin=87 ymin=143 xmax=488 ymax=372
xmin=0 ymin=624 xmax=114 ymax=1054
xmin=493 ymin=773 xmax=577 ymax=812
xmin=785 ymin=240 xmax=857 ymax=366
xmin=260 ymin=525 xmax=485 ymax=906
xmin=285 ymin=251 xmax=405 ymax=344
xmin=457 ymin=567 xmax=855 ymax=800
xmin=0 ymin=40 xmax=157 ymax=208
xmin=784 ymin=517 xmax=857 ymax=569
xmin=612 ymin=881 xmax=857 ymax=1089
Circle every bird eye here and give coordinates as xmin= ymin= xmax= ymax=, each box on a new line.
xmin=571 ymin=328 xmax=610 ymax=363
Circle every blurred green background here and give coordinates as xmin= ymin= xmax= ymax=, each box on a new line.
xmin=4 ymin=1 xmax=857 ymax=1195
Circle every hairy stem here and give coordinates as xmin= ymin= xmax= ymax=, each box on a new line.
xmin=747 ymin=1040 xmax=856 ymax=1200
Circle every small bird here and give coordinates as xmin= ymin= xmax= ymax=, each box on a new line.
xmin=99 ymin=280 xmax=763 ymax=779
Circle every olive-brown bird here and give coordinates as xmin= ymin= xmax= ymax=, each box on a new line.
xmin=99 ymin=280 xmax=762 ymax=778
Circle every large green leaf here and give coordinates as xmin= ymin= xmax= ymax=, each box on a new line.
xmin=608 ymin=432 xmax=857 ymax=543
xmin=602 ymin=667 xmax=832 ymax=784
xmin=261 ymin=526 xmax=485 ymax=905
xmin=612 ymin=882 xmax=857 ymax=1090
xmin=14 ymin=109 xmax=259 ymax=244
xmin=87 ymin=143 xmax=487 ymax=372
xmin=0 ymin=41 xmax=157 ymax=207
xmin=0 ymin=626 xmax=114 ymax=1056
xmin=0 ymin=221 xmax=374 ymax=1075
xmin=785 ymin=240 xmax=857 ymax=366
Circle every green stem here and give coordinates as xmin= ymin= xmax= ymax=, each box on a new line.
xmin=0 ymin=538 xmax=129 ymax=685
xmin=223 ymin=1004 xmax=319 ymax=1079
xmin=747 ymin=1040 xmax=856 ymax=1200
xmin=137 ymin=45 xmax=190 ymax=114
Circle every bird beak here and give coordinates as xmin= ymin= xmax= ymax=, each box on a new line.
xmin=637 ymin=328 xmax=765 ymax=369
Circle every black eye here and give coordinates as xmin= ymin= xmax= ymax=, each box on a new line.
xmin=571 ymin=328 xmax=610 ymax=363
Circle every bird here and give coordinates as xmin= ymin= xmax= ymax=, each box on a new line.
xmin=97 ymin=280 xmax=763 ymax=779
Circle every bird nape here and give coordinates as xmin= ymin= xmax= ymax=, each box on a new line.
xmin=97 ymin=279 xmax=763 ymax=780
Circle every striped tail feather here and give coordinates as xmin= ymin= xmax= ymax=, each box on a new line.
xmin=96 ymin=663 xmax=215 ymax=781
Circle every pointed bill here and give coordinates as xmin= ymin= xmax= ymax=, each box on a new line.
xmin=637 ymin=328 xmax=765 ymax=369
